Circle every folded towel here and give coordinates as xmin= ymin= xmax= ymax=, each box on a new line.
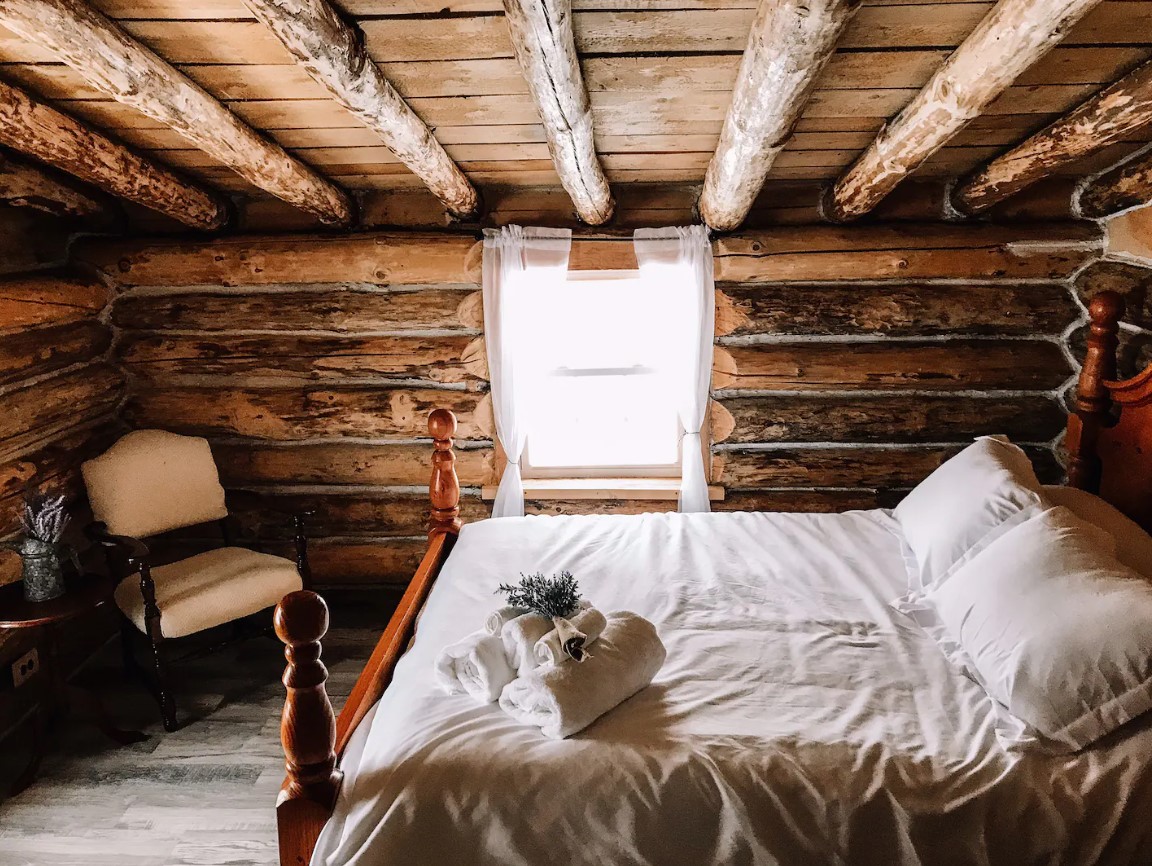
xmin=499 ymin=611 xmax=666 ymax=739
xmin=501 ymin=598 xmax=593 ymax=676
xmin=434 ymin=631 xmax=516 ymax=704
xmin=534 ymin=607 xmax=607 ymax=665
xmin=484 ymin=605 xmax=526 ymax=636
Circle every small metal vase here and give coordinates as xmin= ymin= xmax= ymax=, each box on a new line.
xmin=18 ymin=538 xmax=66 ymax=603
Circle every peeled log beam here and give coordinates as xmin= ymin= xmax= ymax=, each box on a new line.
xmin=698 ymin=0 xmax=861 ymax=232
xmin=825 ymin=0 xmax=1104 ymax=222
xmin=0 ymin=0 xmax=352 ymax=226
xmin=502 ymin=0 xmax=613 ymax=225
xmin=955 ymin=59 xmax=1152 ymax=214
xmin=239 ymin=0 xmax=477 ymax=220
xmin=0 ymin=149 xmax=110 ymax=219
xmin=0 ymin=78 xmax=227 ymax=230
xmin=1077 ymin=145 xmax=1152 ymax=218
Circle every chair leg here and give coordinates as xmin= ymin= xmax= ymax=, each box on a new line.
xmin=119 ymin=619 xmax=140 ymax=682
xmin=147 ymin=635 xmax=178 ymax=733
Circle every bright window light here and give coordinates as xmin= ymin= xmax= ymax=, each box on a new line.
xmin=513 ymin=271 xmax=686 ymax=476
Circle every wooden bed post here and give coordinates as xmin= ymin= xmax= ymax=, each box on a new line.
xmin=428 ymin=408 xmax=462 ymax=536
xmin=274 ymin=590 xmax=342 ymax=866
xmin=1066 ymin=290 xmax=1124 ymax=492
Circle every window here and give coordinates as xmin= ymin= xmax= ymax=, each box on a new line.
xmin=515 ymin=271 xmax=686 ymax=479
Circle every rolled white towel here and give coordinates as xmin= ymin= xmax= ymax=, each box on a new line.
xmin=484 ymin=605 xmax=526 ymax=636
xmin=501 ymin=599 xmax=593 ymax=676
xmin=499 ymin=611 xmax=666 ymax=739
xmin=434 ymin=631 xmax=516 ymax=704
xmin=534 ymin=607 xmax=607 ymax=665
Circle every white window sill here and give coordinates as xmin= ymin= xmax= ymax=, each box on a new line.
xmin=481 ymin=478 xmax=725 ymax=502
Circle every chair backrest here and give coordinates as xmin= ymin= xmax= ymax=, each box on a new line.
xmin=81 ymin=429 xmax=228 ymax=539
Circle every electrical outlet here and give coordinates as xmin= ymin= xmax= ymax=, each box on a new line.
xmin=12 ymin=648 xmax=39 ymax=688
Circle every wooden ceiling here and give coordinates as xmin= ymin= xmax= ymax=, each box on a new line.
xmin=0 ymin=0 xmax=1150 ymax=216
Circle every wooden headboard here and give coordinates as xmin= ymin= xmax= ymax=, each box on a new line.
xmin=1066 ymin=291 xmax=1152 ymax=532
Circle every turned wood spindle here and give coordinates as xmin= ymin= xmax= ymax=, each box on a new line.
xmin=275 ymin=590 xmax=341 ymax=811
xmin=428 ymin=408 xmax=462 ymax=536
xmin=1067 ymin=290 xmax=1124 ymax=492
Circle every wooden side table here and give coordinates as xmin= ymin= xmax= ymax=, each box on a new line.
xmin=0 ymin=573 xmax=148 ymax=798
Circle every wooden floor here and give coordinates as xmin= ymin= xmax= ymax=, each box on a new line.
xmin=0 ymin=592 xmax=395 ymax=866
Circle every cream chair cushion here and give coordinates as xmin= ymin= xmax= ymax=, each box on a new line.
xmin=82 ymin=430 xmax=228 ymax=539
xmin=115 ymin=548 xmax=302 ymax=639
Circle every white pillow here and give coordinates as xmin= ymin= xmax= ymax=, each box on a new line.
xmin=900 ymin=506 xmax=1152 ymax=753
xmin=894 ymin=436 xmax=1044 ymax=590
xmin=1043 ymin=486 xmax=1152 ymax=580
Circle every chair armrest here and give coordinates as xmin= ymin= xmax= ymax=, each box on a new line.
xmin=86 ymin=521 xmax=151 ymax=565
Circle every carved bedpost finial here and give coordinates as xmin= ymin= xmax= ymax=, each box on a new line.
xmin=428 ymin=409 xmax=462 ymax=536
xmin=274 ymin=590 xmax=341 ymax=812
xmin=1067 ymin=291 xmax=1125 ymax=492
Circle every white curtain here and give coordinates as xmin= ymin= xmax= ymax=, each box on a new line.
xmin=482 ymin=225 xmax=573 ymax=518
xmin=633 ymin=226 xmax=715 ymax=513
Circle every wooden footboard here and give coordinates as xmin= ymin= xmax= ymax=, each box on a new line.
xmin=273 ymin=409 xmax=463 ymax=866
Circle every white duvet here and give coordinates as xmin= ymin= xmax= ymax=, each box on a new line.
xmin=314 ymin=510 xmax=1152 ymax=866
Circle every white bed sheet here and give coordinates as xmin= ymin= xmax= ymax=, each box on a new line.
xmin=314 ymin=510 xmax=1152 ymax=866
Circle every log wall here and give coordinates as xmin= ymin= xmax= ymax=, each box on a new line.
xmin=79 ymin=222 xmax=1102 ymax=588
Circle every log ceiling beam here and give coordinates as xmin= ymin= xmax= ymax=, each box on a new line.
xmin=239 ymin=0 xmax=479 ymax=221
xmin=954 ymin=59 xmax=1152 ymax=215
xmin=0 ymin=77 xmax=228 ymax=230
xmin=697 ymin=0 xmax=861 ymax=232
xmin=0 ymin=0 xmax=353 ymax=226
xmin=502 ymin=0 xmax=613 ymax=225
xmin=0 ymin=147 xmax=111 ymax=220
xmin=1077 ymin=145 xmax=1152 ymax=218
xmin=824 ymin=0 xmax=1105 ymax=223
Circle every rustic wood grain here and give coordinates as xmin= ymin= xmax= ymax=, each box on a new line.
xmin=712 ymin=340 xmax=1072 ymax=392
xmin=1078 ymin=145 xmax=1152 ymax=217
xmin=240 ymin=0 xmax=477 ymax=219
xmin=955 ymin=58 xmax=1152 ymax=213
xmin=0 ymin=319 xmax=112 ymax=385
xmin=698 ymin=0 xmax=860 ymax=230
xmin=0 ymin=0 xmax=352 ymax=226
xmin=113 ymin=288 xmax=478 ymax=333
xmin=75 ymin=233 xmax=480 ymax=287
xmin=0 ymin=148 xmax=111 ymax=219
xmin=117 ymin=332 xmax=485 ymax=386
xmin=212 ymin=442 xmax=492 ymax=487
xmin=715 ymin=282 xmax=1078 ymax=337
xmin=1075 ymin=259 xmax=1152 ymax=328
xmin=123 ymin=386 xmax=488 ymax=441
xmin=0 ymin=362 xmax=123 ymax=448
xmin=502 ymin=0 xmax=613 ymax=224
xmin=0 ymin=272 xmax=108 ymax=333
xmin=718 ymin=393 xmax=1066 ymax=444
xmin=0 ymin=78 xmax=227 ymax=229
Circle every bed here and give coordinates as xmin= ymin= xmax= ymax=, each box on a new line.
xmin=273 ymin=291 xmax=1152 ymax=866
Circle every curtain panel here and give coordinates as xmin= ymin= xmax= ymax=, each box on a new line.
xmin=481 ymin=225 xmax=573 ymax=518
xmin=633 ymin=226 xmax=716 ymax=513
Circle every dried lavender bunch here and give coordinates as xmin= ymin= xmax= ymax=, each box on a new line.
xmin=22 ymin=494 xmax=69 ymax=545
xmin=496 ymin=571 xmax=580 ymax=619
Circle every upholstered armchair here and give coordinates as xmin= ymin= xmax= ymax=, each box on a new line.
xmin=81 ymin=429 xmax=309 ymax=732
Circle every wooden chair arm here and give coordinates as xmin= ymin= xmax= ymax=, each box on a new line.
xmin=86 ymin=521 xmax=151 ymax=565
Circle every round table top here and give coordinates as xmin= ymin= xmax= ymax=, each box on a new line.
xmin=0 ymin=573 xmax=116 ymax=629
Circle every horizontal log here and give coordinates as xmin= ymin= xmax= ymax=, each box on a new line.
xmin=0 ymin=363 xmax=124 ymax=449
xmin=1077 ymin=145 xmax=1152 ymax=218
xmin=117 ymin=333 xmax=485 ymax=386
xmin=272 ymin=537 xmax=430 ymax=587
xmin=718 ymin=394 xmax=1066 ymax=444
xmin=712 ymin=340 xmax=1072 ymax=392
xmin=716 ymin=282 xmax=1078 ymax=338
xmin=713 ymin=224 xmax=1102 ymax=282
xmin=212 ymin=441 xmax=492 ymax=487
xmin=224 ymin=489 xmax=489 ymax=538
xmin=112 ymin=287 xmax=480 ymax=333
xmin=0 ymin=148 xmax=111 ymax=219
xmin=0 ymin=319 xmax=111 ymax=385
xmin=74 ymin=233 xmax=480 ymax=287
xmin=124 ymin=386 xmax=489 ymax=441
xmin=715 ymin=444 xmax=1062 ymax=489
xmin=715 ymin=488 xmax=904 ymax=512
xmin=0 ymin=272 xmax=108 ymax=333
